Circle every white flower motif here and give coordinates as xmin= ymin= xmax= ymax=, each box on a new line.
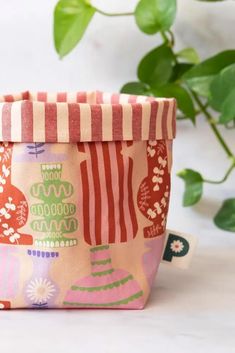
xmin=26 ymin=278 xmax=56 ymax=304
xmin=1 ymin=223 xmax=20 ymax=243
xmin=0 ymin=197 xmax=16 ymax=221
xmin=170 ymin=240 xmax=184 ymax=253
xmin=2 ymin=165 xmax=10 ymax=177
xmin=148 ymin=141 xmax=157 ymax=147
xmin=153 ymin=202 xmax=162 ymax=215
xmin=147 ymin=146 xmax=156 ymax=157
xmin=153 ymin=167 xmax=164 ymax=175
xmin=0 ymin=207 xmax=11 ymax=219
xmin=147 ymin=208 xmax=156 ymax=219
xmin=161 ymin=213 xmax=167 ymax=227
xmin=152 ymin=175 xmax=163 ymax=184
xmin=158 ymin=156 xmax=167 ymax=168
xmin=9 ymin=232 xmax=20 ymax=243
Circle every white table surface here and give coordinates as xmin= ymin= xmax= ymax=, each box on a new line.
xmin=1 ymin=120 xmax=235 ymax=353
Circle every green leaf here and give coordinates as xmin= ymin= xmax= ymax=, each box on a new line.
xmin=138 ymin=44 xmax=175 ymax=88
xmin=170 ymin=63 xmax=194 ymax=82
xmin=135 ymin=0 xmax=177 ymax=34
xmin=183 ymin=50 xmax=235 ymax=97
xmin=185 ymin=76 xmax=214 ymax=98
xmin=210 ymin=64 xmax=235 ymax=111
xmin=214 ymin=199 xmax=235 ymax=232
xmin=120 ymin=82 xmax=150 ymax=95
xmin=177 ymin=48 xmax=200 ymax=64
xmin=178 ymin=169 xmax=203 ymax=206
xmin=151 ymin=83 xmax=196 ymax=123
xmin=54 ymin=0 xmax=96 ymax=58
xmin=219 ymin=88 xmax=235 ymax=124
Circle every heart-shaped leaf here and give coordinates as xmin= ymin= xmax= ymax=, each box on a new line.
xmin=178 ymin=169 xmax=203 ymax=206
xmin=170 ymin=63 xmax=194 ymax=82
xmin=209 ymin=64 xmax=235 ymax=123
xmin=214 ymin=199 xmax=235 ymax=232
xmin=138 ymin=44 xmax=175 ymax=88
xmin=177 ymin=48 xmax=200 ymax=65
xmin=54 ymin=0 xmax=96 ymax=58
xmin=183 ymin=50 xmax=235 ymax=97
xmin=219 ymin=89 xmax=235 ymax=124
xmin=135 ymin=0 xmax=177 ymax=34
xmin=151 ymin=83 xmax=196 ymax=123
xmin=210 ymin=64 xmax=235 ymax=111
xmin=120 ymin=82 xmax=150 ymax=95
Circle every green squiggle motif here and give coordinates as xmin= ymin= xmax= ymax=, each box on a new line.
xmin=91 ymin=269 xmax=114 ymax=277
xmin=31 ymin=183 xmax=73 ymax=200
xmin=71 ymin=274 xmax=133 ymax=292
xmin=91 ymin=258 xmax=112 ymax=266
xmin=63 ymin=291 xmax=144 ymax=307
xmin=30 ymin=163 xmax=78 ymax=248
xmin=31 ymin=219 xmax=78 ymax=233
xmin=90 ymin=245 xmax=109 ymax=252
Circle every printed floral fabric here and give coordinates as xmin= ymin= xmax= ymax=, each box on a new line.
xmin=0 ymin=91 xmax=176 ymax=309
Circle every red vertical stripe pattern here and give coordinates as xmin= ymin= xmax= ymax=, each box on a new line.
xmin=91 ymin=105 xmax=102 ymax=141
xmin=149 ymin=101 xmax=158 ymax=140
xmin=57 ymin=92 xmax=67 ymax=102
xmin=0 ymin=91 xmax=176 ymax=142
xmin=77 ymin=141 xmax=138 ymax=246
xmin=21 ymin=101 xmax=33 ymax=141
xmin=112 ymin=104 xmax=123 ymax=141
xmin=45 ymin=103 xmax=57 ymax=142
xmin=68 ymin=104 xmax=80 ymax=141
xmin=2 ymin=103 xmax=12 ymax=141
xmin=132 ymin=103 xmax=142 ymax=140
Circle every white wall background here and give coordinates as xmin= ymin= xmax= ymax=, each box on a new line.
xmin=0 ymin=0 xmax=234 ymax=93
xmin=0 ymin=0 xmax=234 ymax=242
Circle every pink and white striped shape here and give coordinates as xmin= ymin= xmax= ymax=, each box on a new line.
xmin=0 ymin=91 xmax=176 ymax=143
xmin=77 ymin=141 xmax=138 ymax=246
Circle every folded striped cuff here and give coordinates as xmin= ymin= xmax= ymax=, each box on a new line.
xmin=0 ymin=91 xmax=176 ymax=143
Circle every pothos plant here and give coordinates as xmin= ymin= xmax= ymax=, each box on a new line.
xmin=53 ymin=0 xmax=235 ymax=232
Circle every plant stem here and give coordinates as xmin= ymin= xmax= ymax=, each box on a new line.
xmin=95 ymin=8 xmax=134 ymax=17
xmin=160 ymin=31 xmax=175 ymax=48
xmin=160 ymin=31 xmax=169 ymax=44
xmin=190 ymin=90 xmax=234 ymax=159
xmin=177 ymin=116 xmax=189 ymax=120
xmin=203 ymin=161 xmax=235 ymax=185
xmin=167 ymin=30 xmax=175 ymax=47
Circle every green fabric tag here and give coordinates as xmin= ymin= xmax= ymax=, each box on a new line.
xmin=161 ymin=230 xmax=198 ymax=269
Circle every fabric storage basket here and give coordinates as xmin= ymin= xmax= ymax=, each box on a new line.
xmin=0 ymin=90 xmax=176 ymax=310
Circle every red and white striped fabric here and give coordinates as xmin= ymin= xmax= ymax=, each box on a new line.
xmin=0 ymin=91 xmax=176 ymax=143
xmin=77 ymin=141 xmax=138 ymax=246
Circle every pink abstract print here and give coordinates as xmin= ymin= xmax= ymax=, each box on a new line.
xmin=63 ymin=141 xmax=144 ymax=309
xmin=63 ymin=245 xmax=144 ymax=308
xmin=77 ymin=141 xmax=138 ymax=246
xmin=137 ymin=140 xmax=170 ymax=238
xmin=0 ymin=247 xmax=20 ymax=303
